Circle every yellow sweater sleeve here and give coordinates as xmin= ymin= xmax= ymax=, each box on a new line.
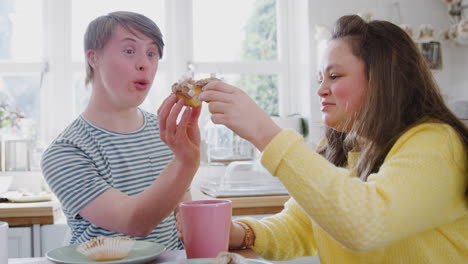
xmin=260 ymin=123 xmax=467 ymax=252
xmin=237 ymin=198 xmax=318 ymax=260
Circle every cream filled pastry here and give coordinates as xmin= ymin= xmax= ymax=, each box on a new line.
xmin=171 ymin=77 xmax=219 ymax=107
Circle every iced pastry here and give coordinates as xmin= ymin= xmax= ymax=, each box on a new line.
xmin=171 ymin=77 xmax=220 ymax=107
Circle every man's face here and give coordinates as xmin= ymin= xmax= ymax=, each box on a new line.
xmin=91 ymin=25 xmax=160 ymax=109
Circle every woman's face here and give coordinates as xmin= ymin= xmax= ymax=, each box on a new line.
xmin=317 ymin=38 xmax=367 ymax=132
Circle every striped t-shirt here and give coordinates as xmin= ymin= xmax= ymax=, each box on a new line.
xmin=40 ymin=109 xmax=183 ymax=249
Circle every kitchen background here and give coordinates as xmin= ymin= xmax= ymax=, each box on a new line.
xmin=0 ymin=0 xmax=467 ymax=260
xmin=0 ymin=0 xmax=465 ymax=177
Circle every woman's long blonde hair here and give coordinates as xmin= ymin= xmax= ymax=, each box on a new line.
xmin=318 ymin=15 xmax=468 ymax=181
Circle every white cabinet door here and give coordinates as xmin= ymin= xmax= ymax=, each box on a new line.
xmin=8 ymin=227 xmax=32 ymax=258
xmin=40 ymin=223 xmax=69 ymax=256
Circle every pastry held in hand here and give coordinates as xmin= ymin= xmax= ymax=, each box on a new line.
xmin=208 ymin=252 xmax=248 ymax=264
xmin=171 ymin=77 xmax=220 ymax=107
xmin=76 ymin=236 xmax=135 ymax=261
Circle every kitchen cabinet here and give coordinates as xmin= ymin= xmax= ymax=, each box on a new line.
xmin=4 ymin=216 xmax=68 ymax=259
xmin=1 ymin=201 xmax=62 ymax=257
xmin=40 ymin=220 xmax=69 ymax=256
xmin=8 ymin=227 xmax=32 ymax=258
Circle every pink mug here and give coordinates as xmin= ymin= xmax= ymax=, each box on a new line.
xmin=179 ymin=199 xmax=232 ymax=258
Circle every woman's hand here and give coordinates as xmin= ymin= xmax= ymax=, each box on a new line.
xmin=198 ymin=81 xmax=281 ymax=151
xmin=157 ymin=94 xmax=202 ymax=165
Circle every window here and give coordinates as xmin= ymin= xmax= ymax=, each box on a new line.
xmin=0 ymin=0 xmax=44 ymax=172
xmin=191 ymin=0 xmax=279 ymax=115
xmin=0 ymin=0 xmax=43 ymax=61
xmin=0 ymin=0 xmax=311 ymax=168
xmin=193 ymin=0 xmax=278 ymax=62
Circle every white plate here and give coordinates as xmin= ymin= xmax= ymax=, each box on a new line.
xmin=161 ymin=258 xmax=272 ymax=264
xmin=46 ymin=241 xmax=165 ymax=264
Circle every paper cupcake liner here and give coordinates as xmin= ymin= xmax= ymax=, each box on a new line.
xmin=76 ymin=236 xmax=135 ymax=261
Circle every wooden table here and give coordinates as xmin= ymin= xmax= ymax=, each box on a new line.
xmin=0 ymin=164 xmax=290 ymax=224
xmin=8 ymin=249 xmax=262 ymax=263
xmin=195 ymin=193 xmax=290 ymax=216
xmin=0 ymin=201 xmax=61 ymax=226
xmin=0 ymin=180 xmax=289 ymax=225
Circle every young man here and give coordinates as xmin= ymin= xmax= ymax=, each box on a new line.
xmin=41 ymin=11 xmax=201 ymax=249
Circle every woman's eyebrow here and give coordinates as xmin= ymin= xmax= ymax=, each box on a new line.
xmin=324 ymin=64 xmax=343 ymax=72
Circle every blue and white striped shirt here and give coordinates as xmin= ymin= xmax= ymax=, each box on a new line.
xmin=41 ymin=109 xmax=182 ymax=249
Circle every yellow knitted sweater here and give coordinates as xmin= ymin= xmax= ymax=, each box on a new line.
xmin=238 ymin=123 xmax=468 ymax=264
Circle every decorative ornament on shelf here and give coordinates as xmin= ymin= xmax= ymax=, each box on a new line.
xmin=402 ymin=26 xmax=443 ymax=70
xmin=313 ymin=2 xmax=467 ymax=71
xmin=414 ymin=24 xmax=443 ymax=70
xmin=443 ymin=18 xmax=468 ymax=44
xmin=440 ymin=0 xmax=468 ymax=45
xmin=393 ymin=1 xmax=444 ymax=70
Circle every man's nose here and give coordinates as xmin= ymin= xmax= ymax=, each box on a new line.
xmin=136 ymin=56 xmax=149 ymax=71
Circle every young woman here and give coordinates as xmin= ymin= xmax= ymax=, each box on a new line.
xmin=41 ymin=11 xmax=201 ymax=249
xmin=196 ymin=15 xmax=468 ymax=263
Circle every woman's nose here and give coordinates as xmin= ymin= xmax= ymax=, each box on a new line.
xmin=317 ymin=82 xmax=330 ymax=97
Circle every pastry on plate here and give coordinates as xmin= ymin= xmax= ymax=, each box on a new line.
xmin=208 ymin=252 xmax=248 ymax=264
xmin=76 ymin=236 xmax=135 ymax=261
xmin=171 ymin=77 xmax=220 ymax=107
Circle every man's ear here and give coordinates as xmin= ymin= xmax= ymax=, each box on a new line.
xmin=86 ymin=50 xmax=98 ymax=67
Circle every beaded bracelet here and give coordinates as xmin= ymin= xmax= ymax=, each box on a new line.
xmin=235 ymin=221 xmax=255 ymax=249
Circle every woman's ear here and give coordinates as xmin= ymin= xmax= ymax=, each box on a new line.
xmin=86 ymin=50 xmax=98 ymax=67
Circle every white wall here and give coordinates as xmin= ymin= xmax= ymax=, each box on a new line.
xmin=307 ymin=0 xmax=468 ymax=132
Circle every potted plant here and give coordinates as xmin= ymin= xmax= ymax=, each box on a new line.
xmin=0 ymin=102 xmax=24 ymax=130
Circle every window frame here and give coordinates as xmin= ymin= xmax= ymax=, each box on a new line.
xmin=171 ymin=0 xmax=311 ymax=118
